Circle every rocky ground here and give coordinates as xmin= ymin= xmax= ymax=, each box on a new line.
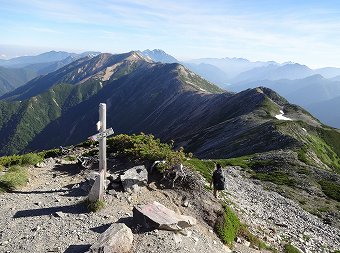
xmin=224 ymin=167 xmax=340 ymax=253
xmin=0 ymin=156 xmax=339 ymax=253
xmin=0 ymin=158 xmax=231 ymax=253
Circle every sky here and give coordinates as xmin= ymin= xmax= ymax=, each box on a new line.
xmin=1 ymin=0 xmax=340 ymax=68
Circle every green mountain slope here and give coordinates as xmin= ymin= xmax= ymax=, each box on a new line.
xmin=0 ymin=52 xmax=339 ymax=179
xmin=0 ymin=67 xmax=37 ymax=96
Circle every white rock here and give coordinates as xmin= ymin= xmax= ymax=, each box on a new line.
xmin=89 ymin=223 xmax=133 ymax=253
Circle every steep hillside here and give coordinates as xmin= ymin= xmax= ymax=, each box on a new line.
xmin=183 ymin=63 xmax=229 ymax=85
xmin=228 ymin=75 xmax=340 ymax=129
xmin=0 ymin=52 xmax=100 ymax=96
xmin=0 ymin=66 xmax=36 ymax=96
xmin=0 ymin=52 xmax=223 ymax=155
xmin=1 ymin=52 xmax=150 ymax=101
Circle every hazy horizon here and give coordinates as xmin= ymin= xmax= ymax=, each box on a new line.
xmin=1 ymin=0 xmax=340 ymax=68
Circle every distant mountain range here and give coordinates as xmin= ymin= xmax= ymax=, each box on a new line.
xmin=1 ymin=49 xmax=340 ymax=130
xmin=0 ymin=51 xmax=100 ymax=96
xmin=0 ymin=51 xmax=100 ymax=68
xmin=1 ymin=51 xmax=340 ymax=183
xmin=141 ymin=49 xmax=340 ymax=128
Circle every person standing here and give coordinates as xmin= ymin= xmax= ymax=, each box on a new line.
xmin=210 ymin=163 xmax=225 ymax=198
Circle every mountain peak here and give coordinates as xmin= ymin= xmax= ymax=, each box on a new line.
xmin=141 ymin=49 xmax=178 ymax=63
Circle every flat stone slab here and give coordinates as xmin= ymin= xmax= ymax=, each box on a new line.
xmin=133 ymin=201 xmax=197 ymax=231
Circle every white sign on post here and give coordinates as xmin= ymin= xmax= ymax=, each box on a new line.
xmin=88 ymin=128 xmax=114 ymax=142
xmin=88 ymin=103 xmax=114 ymax=202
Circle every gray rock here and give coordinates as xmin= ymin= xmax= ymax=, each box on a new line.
xmin=107 ymin=172 xmax=120 ymax=182
xmin=133 ymin=201 xmax=197 ymax=231
xmin=120 ymin=165 xmax=148 ymax=192
xmin=89 ymin=223 xmax=133 ymax=253
xmin=85 ymin=171 xmax=100 ymax=184
xmin=54 ymin=211 xmax=65 ymax=218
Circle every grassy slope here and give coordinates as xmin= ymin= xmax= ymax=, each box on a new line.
xmin=0 ymin=67 xmax=37 ymax=96
xmin=0 ymin=79 xmax=103 ymax=155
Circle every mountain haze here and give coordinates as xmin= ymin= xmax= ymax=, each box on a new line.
xmin=231 ymin=63 xmax=314 ymax=83
xmin=0 ymin=51 xmax=100 ymax=68
xmin=0 ymin=51 xmax=101 ymax=96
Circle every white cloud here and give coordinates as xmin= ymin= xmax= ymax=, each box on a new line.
xmin=2 ymin=0 xmax=340 ymax=67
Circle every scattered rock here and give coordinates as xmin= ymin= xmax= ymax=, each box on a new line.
xmin=54 ymin=211 xmax=65 ymax=218
xmin=182 ymin=199 xmax=189 ymax=207
xmin=133 ymin=201 xmax=197 ymax=231
xmin=120 ymin=165 xmax=148 ymax=192
xmin=173 ymin=233 xmax=182 ymax=244
xmin=89 ymin=223 xmax=133 ymax=253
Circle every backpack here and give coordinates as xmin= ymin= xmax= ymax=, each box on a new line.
xmin=213 ymin=168 xmax=225 ymax=190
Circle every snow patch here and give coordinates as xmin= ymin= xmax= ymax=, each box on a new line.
xmin=52 ymin=98 xmax=59 ymax=107
xmin=275 ymin=110 xmax=292 ymax=121
xmin=185 ymin=81 xmax=207 ymax=92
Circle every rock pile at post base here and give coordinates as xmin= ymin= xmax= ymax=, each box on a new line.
xmin=133 ymin=201 xmax=197 ymax=231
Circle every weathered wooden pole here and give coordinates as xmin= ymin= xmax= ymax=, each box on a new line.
xmin=88 ymin=103 xmax=107 ymax=202
xmin=99 ymin=102 xmax=107 ymax=188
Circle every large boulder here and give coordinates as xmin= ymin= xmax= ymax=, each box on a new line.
xmin=133 ymin=201 xmax=197 ymax=231
xmin=89 ymin=223 xmax=133 ymax=253
xmin=120 ymin=165 xmax=148 ymax=192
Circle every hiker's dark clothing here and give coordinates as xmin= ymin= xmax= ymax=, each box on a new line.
xmin=212 ymin=167 xmax=225 ymax=190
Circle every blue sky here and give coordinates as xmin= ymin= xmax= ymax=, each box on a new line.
xmin=1 ymin=0 xmax=340 ymax=68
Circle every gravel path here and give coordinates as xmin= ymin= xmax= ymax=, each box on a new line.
xmin=0 ymin=159 xmax=231 ymax=253
xmin=224 ymin=167 xmax=340 ymax=253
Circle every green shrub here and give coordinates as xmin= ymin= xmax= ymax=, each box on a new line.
xmin=319 ymin=180 xmax=340 ymax=201
xmin=185 ymin=159 xmax=215 ymax=181
xmin=297 ymin=146 xmax=308 ymax=164
xmin=215 ymin=206 xmax=241 ymax=246
xmin=0 ymin=152 xmax=43 ymax=167
xmin=185 ymin=156 xmax=252 ymax=181
xmin=0 ymin=154 xmax=23 ymax=167
xmin=107 ymin=133 xmax=186 ymax=169
xmin=39 ymin=148 xmax=61 ymax=158
xmin=20 ymin=153 xmax=43 ymax=166
xmin=238 ymin=224 xmax=270 ymax=250
xmin=284 ymin=243 xmax=302 ymax=253
xmin=0 ymin=166 xmax=28 ymax=191
xmin=86 ymin=199 xmax=105 ymax=212
xmin=82 ymin=149 xmax=98 ymax=157
xmin=317 ymin=206 xmax=330 ymax=212
xmin=252 ymin=171 xmax=295 ymax=187
xmin=64 ymin=155 xmax=77 ymax=161
xmin=76 ymin=140 xmax=97 ymax=148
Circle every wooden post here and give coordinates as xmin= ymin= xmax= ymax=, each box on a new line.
xmin=99 ymin=103 xmax=107 ymax=187
xmin=88 ymin=103 xmax=107 ymax=202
